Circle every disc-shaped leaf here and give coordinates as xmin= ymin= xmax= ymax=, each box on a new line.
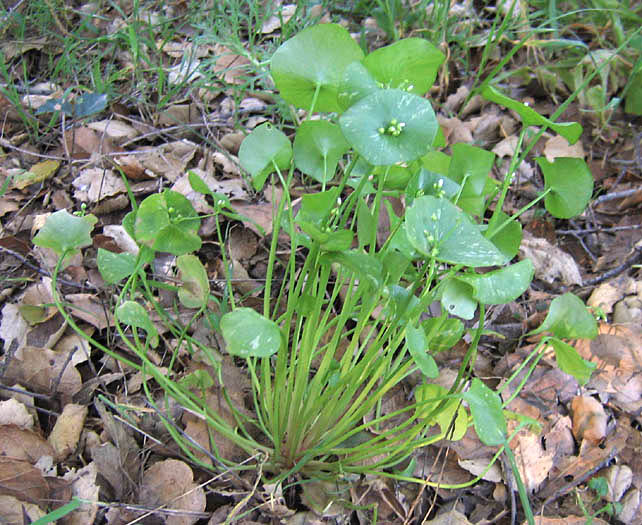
xmin=134 ymin=191 xmax=201 ymax=256
xmin=97 ymin=248 xmax=137 ymax=285
xmin=537 ymin=157 xmax=594 ymax=219
xmin=406 ymin=324 xmax=438 ymax=378
xmin=320 ymin=249 xmax=383 ymax=289
xmin=33 ymin=209 xmax=97 ymax=256
xmin=482 ymin=85 xmax=583 ymax=144
xmin=486 ymin=211 xmax=522 ymax=260
xmin=220 ymin=308 xmax=281 ymax=358
xmin=550 ymin=338 xmax=596 ymax=386
xmin=415 ymin=384 xmax=467 ymax=440
xmin=338 ymin=61 xmax=380 ymax=110
xmin=239 ymin=123 xmax=292 ymax=191
xmin=293 ymin=120 xmax=349 ymax=183
xmin=339 ymin=89 xmax=438 ymax=166
xmin=177 ymin=254 xmax=210 ymax=308
xmin=405 ymin=196 xmax=508 ymax=267
xmin=116 ymin=300 xmax=158 ymax=348
xmin=457 ymin=259 xmax=534 ymax=305
xmin=270 ymin=23 xmax=364 ymax=112
xmin=463 ymin=378 xmax=507 ymax=446
xmin=422 ymin=317 xmax=464 ymax=352
xmin=530 ymin=292 xmax=598 ymax=339
xmin=441 ymin=279 xmax=477 ymax=320
xmin=363 ymin=38 xmax=445 ymax=96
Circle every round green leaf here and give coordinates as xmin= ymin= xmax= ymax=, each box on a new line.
xmin=463 ymin=378 xmax=507 ymax=446
xmin=177 ymin=254 xmax=210 ymax=308
xmin=339 ymin=89 xmax=438 ymax=166
xmin=406 ymin=324 xmax=438 ymax=378
xmin=97 ymin=248 xmax=137 ymax=285
xmin=238 ymin=123 xmax=292 ymax=191
xmin=531 ymin=292 xmax=598 ymax=339
xmin=270 ymin=23 xmax=364 ymax=112
xmin=134 ymin=190 xmax=201 ymax=256
xmin=33 ymin=209 xmax=97 ymax=256
xmin=415 ymin=384 xmax=467 ymax=440
xmin=550 ymin=337 xmax=596 ymax=386
xmin=486 ymin=210 xmax=522 ymax=260
xmin=405 ymin=196 xmax=508 ymax=267
xmin=116 ymin=300 xmax=158 ymax=348
xmin=220 ymin=308 xmax=282 ymax=358
xmin=422 ymin=317 xmax=464 ymax=352
xmin=457 ymin=259 xmax=534 ymax=305
xmin=293 ymin=120 xmax=349 ymax=183
xmin=441 ymin=279 xmax=477 ymax=320
xmin=363 ymin=38 xmax=445 ymax=96
xmin=537 ymin=157 xmax=594 ymax=219
xmin=337 ymin=61 xmax=380 ymax=110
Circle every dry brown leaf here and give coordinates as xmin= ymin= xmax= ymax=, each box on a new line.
xmin=138 ymin=141 xmax=198 ymax=182
xmin=543 ymin=135 xmax=585 ymax=162
xmin=0 ymin=425 xmax=55 ymax=462
xmin=603 ymin=464 xmax=633 ymax=502
xmin=457 ymin=458 xmax=502 ymax=482
xmin=437 ymin=115 xmax=474 ymax=144
xmin=0 ymin=399 xmax=34 ymax=429
xmin=48 ymin=403 xmax=88 ymax=461
xmin=509 ymin=430 xmax=554 ymax=493
xmin=65 ymin=293 xmax=114 ymax=329
xmin=0 ymin=457 xmax=49 ymax=504
xmin=261 ymin=4 xmax=296 ymax=33
xmin=228 ymin=226 xmax=258 ymax=261
xmin=519 ymin=231 xmax=582 ymax=286
xmin=575 ymin=324 xmax=642 ymax=414
xmin=61 ymin=462 xmax=99 ymax=525
xmin=72 ymin=168 xmax=126 ymax=203
xmin=587 ymin=281 xmax=626 ymax=314
xmin=425 ymin=509 xmax=472 ymax=524
xmin=212 ymin=45 xmax=252 ymax=84
xmin=87 ymin=119 xmax=140 ymax=142
xmin=571 ymin=396 xmax=607 ymax=444
xmin=0 ymin=495 xmax=45 ymax=524
xmin=2 ymin=345 xmax=85 ymax=403
xmin=618 ymin=487 xmax=640 ymax=523
xmin=140 ymin=459 xmax=206 ymax=525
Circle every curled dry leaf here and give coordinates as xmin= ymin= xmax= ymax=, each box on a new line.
xmin=72 ymin=168 xmax=126 ymax=203
xmin=543 ymin=135 xmax=585 ymax=162
xmin=0 ymin=425 xmax=55 ymax=462
xmin=603 ymin=464 xmax=633 ymax=502
xmin=618 ymin=487 xmax=640 ymax=523
xmin=0 ymin=495 xmax=45 ymax=523
xmin=61 ymin=462 xmax=99 ymax=525
xmin=519 ymin=231 xmax=582 ymax=286
xmin=571 ymin=396 xmax=607 ymax=444
xmin=48 ymin=403 xmax=88 ymax=461
xmin=140 ymin=459 xmax=206 ymax=525
xmin=0 ymin=398 xmax=34 ymax=429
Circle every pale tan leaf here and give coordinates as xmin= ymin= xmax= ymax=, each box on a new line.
xmin=48 ymin=403 xmax=88 ymax=461
xmin=61 ymin=462 xmax=99 ymax=525
xmin=0 ymin=399 xmax=34 ymax=429
xmin=571 ymin=396 xmax=607 ymax=444
xmin=0 ymin=425 xmax=55 ymax=462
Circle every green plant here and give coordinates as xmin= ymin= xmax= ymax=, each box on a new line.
xmin=35 ymin=23 xmax=600 ymax=523
xmin=576 ymin=476 xmax=623 ymax=524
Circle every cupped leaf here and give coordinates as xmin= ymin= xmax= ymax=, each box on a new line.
xmin=482 ymin=85 xmax=583 ymax=144
xmin=270 ymin=23 xmax=364 ymax=112
xmin=422 ymin=317 xmax=464 ymax=352
xmin=457 ymin=259 xmax=534 ymax=305
xmin=441 ymin=278 xmax=477 ymax=320
xmin=406 ymin=168 xmax=460 ymax=207
xmin=406 ymin=324 xmax=438 ymax=378
xmin=296 ymin=187 xmax=340 ymax=226
xmin=536 ymin=157 xmax=593 ymax=219
xmin=549 ymin=337 xmax=596 ymax=386
xmin=338 ymin=61 xmax=381 ymax=110
xmin=363 ymin=38 xmax=445 ymax=96
xmin=293 ymin=120 xmax=349 ymax=183
xmin=116 ymin=300 xmax=158 ymax=348
xmin=339 ymin=89 xmax=438 ymax=166
xmin=134 ymin=190 xmax=201 ymax=256
xmin=238 ymin=123 xmax=292 ymax=191
xmin=405 ymin=195 xmax=508 ymax=267
xmin=463 ymin=378 xmax=507 ymax=446
xmin=220 ymin=308 xmax=281 ymax=358
xmin=97 ymin=248 xmax=137 ymax=285
xmin=33 ymin=209 xmax=97 ymax=256
xmin=448 ymin=143 xmax=495 ymax=197
xmin=177 ymin=254 xmax=210 ymax=308
xmin=529 ymin=292 xmax=598 ymax=339
xmin=486 ymin=210 xmax=522 ymax=260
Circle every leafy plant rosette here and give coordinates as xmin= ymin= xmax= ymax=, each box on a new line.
xmin=35 ymin=24 xmax=598 ymax=522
